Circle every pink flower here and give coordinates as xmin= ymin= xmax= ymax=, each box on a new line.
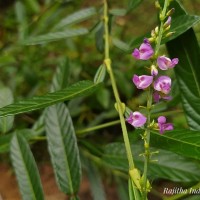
xmin=132 ymin=39 xmax=154 ymax=60
xmin=164 ymin=16 xmax=171 ymax=27
xmin=126 ymin=112 xmax=147 ymax=127
xmin=158 ymin=116 xmax=173 ymax=134
xmin=154 ymin=76 xmax=171 ymax=94
xmin=153 ymin=92 xmax=172 ymax=103
xmin=132 ymin=75 xmax=153 ymax=89
xmin=157 ymin=56 xmax=179 ymax=70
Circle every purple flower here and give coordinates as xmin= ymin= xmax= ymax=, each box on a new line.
xmin=132 ymin=39 xmax=154 ymax=60
xmin=126 ymin=112 xmax=147 ymax=127
xmin=164 ymin=16 xmax=171 ymax=27
xmin=132 ymin=74 xmax=153 ymax=89
xmin=153 ymin=92 xmax=172 ymax=103
xmin=154 ymin=76 xmax=171 ymax=94
xmin=157 ymin=56 xmax=179 ymax=70
xmin=158 ymin=116 xmax=173 ymax=134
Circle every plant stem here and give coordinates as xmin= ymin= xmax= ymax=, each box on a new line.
xmin=76 ymin=120 xmax=120 ymax=136
xmin=103 ymin=0 xmax=134 ymax=170
xmin=142 ymin=88 xmax=153 ymax=200
xmin=142 ymin=1 xmax=170 ymax=199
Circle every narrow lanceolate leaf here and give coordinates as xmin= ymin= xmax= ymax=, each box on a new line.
xmin=0 ymin=81 xmax=101 ymax=117
xmin=10 ymin=133 xmax=44 ymax=200
xmin=23 ymin=28 xmax=88 ymax=45
xmin=103 ymin=142 xmax=200 ymax=182
xmin=167 ymin=29 xmax=200 ymax=130
xmin=0 ymin=87 xmax=14 ymax=133
xmin=45 ymin=103 xmax=81 ymax=194
xmin=94 ymin=64 xmax=106 ymax=83
xmin=53 ymin=7 xmax=97 ymax=30
xmin=150 ymin=129 xmax=200 ymax=160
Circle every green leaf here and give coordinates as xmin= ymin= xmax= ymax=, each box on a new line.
xmin=167 ymin=28 xmax=200 ymax=130
xmin=45 ymin=103 xmax=81 ymax=194
xmin=53 ymin=7 xmax=97 ymax=30
xmin=109 ymin=9 xmax=127 ymax=16
xmin=94 ymin=64 xmax=106 ymax=84
xmin=0 ymin=81 xmax=101 ymax=117
xmin=127 ymin=0 xmax=143 ymax=12
xmin=112 ymin=38 xmax=130 ymax=52
xmin=51 ymin=57 xmax=71 ymax=92
xmin=0 ymin=87 xmax=14 ymax=133
xmin=103 ymin=142 xmax=200 ymax=182
xmin=150 ymin=129 xmax=200 ymax=160
xmin=10 ymin=133 xmax=44 ymax=200
xmin=96 ymin=88 xmax=110 ymax=109
xmin=23 ymin=28 xmax=89 ymax=45
xmin=95 ymin=22 xmax=104 ymax=53
xmin=24 ymin=0 xmax=40 ymax=13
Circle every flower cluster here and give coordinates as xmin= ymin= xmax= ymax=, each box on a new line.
xmin=126 ymin=15 xmax=177 ymax=134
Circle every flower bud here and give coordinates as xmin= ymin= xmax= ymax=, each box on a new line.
xmin=165 ymin=31 xmax=175 ymax=37
xmin=155 ymin=1 xmax=161 ymax=9
xmin=166 ymin=8 xmax=175 ymax=16
xmin=164 ymin=16 xmax=171 ymax=28
xmin=154 ymin=26 xmax=159 ymax=35
xmin=150 ymin=65 xmax=158 ymax=76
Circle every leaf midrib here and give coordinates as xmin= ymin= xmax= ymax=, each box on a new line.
xmin=0 ymin=82 xmax=98 ymax=117
xmin=151 ymin=131 xmax=200 ymax=149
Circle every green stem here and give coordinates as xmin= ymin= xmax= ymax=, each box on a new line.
xmin=155 ymin=0 xmax=170 ymax=54
xmin=142 ymin=88 xmax=153 ymax=200
xmin=103 ymin=0 xmax=134 ymax=170
xmin=76 ymin=120 xmax=120 ymax=135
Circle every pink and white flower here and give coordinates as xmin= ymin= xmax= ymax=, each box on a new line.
xmin=132 ymin=39 xmax=154 ymax=60
xmin=151 ymin=65 xmax=158 ymax=76
xmin=157 ymin=56 xmax=179 ymax=70
xmin=154 ymin=76 xmax=171 ymax=94
xmin=132 ymin=74 xmax=153 ymax=89
xmin=126 ymin=112 xmax=147 ymax=127
xmin=158 ymin=116 xmax=173 ymax=134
